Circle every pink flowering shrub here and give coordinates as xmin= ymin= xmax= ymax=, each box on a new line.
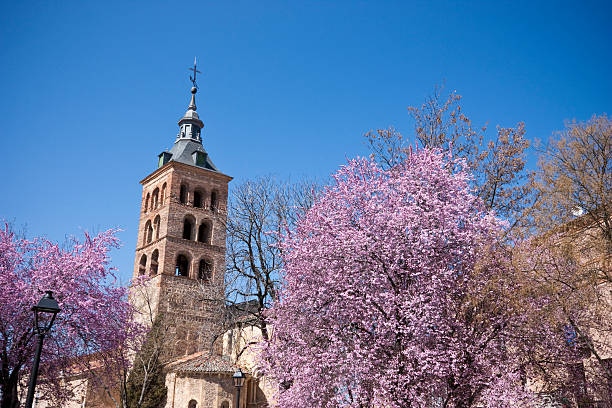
xmin=0 ymin=226 xmax=141 ymax=407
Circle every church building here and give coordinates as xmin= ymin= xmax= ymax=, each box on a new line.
xmin=35 ymin=66 xmax=274 ymax=408
xmin=129 ymin=65 xmax=272 ymax=408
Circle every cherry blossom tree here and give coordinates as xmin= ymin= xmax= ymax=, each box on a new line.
xmin=0 ymin=225 xmax=140 ymax=408
xmin=264 ymin=149 xmax=536 ymax=407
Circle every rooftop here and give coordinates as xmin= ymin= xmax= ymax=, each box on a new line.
xmin=166 ymin=352 xmax=243 ymax=375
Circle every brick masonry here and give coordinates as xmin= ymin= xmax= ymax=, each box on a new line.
xmin=130 ymin=160 xmax=232 ymax=358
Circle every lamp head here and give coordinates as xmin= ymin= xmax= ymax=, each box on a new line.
xmin=232 ymin=368 xmax=245 ymax=388
xmin=32 ymin=291 xmax=60 ymax=334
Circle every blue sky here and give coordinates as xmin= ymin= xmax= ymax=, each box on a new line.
xmin=1 ymin=1 xmax=610 ymax=283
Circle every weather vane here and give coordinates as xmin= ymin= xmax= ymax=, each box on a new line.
xmin=189 ymin=57 xmax=201 ymax=89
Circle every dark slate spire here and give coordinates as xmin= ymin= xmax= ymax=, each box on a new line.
xmin=157 ymin=59 xmax=219 ymax=172
xmin=177 ymin=85 xmax=204 ymax=142
xmin=177 ymin=58 xmax=204 ymax=143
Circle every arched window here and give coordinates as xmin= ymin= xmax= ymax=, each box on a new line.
xmin=193 ymin=190 xmax=203 ymax=208
xmin=188 ymin=400 xmax=197 ymax=408
xmin=180 ymin=184 xmax=187 ymax=204
xmin=210 ymin=191 xmax=218 ymax=211
xmin=175 ymin=254 xmax=189 ymax=277
xmin=198 ymin=259 xmax=212 ymax=282
xmin=183 ymin=216 xmax=195 ymax=240
xmin=150 ymin=249 xmax=159 ymax=275
xmin=220 ymin=401 xmax=229 ymax=408
xmin=139 ymin=254 xmax=147 ymax=275
xmin=161 ymin=183 xmax=167 ymax=205
xmin=152 ymin=188 xmax=160 ymax=209
xmin=144 ymin=193 xmax=150 ymax=213
xmin=144 ymin=220 xmax=153 ymax=244
xmin=154 ymin=215 xmax=161 ymax=240
xmin=197 ymin=221 xmax=211 ymax=244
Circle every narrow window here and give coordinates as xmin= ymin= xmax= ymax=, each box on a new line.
xmin=193 ymin=190 xmax=202 ymax=208
xmin=144 ymin=193 xmax=150 ymax=213
xmin=144 ymin=220 xmax=153 ymax=244
xmin=139 ymin=254 xmax=147 ymax=275
xmin=188 ymin=400 xmax=197 ymax=408
xmin=175 ymin=255 xmax=189 ymax=277
xmin=197 ymin=222 xmax=210 ymax=244
xmin=152 ymin=188 xmax=160 ymax=209
xmin=210 ymin=191 xmax=217 ymax=211
xmin=154 ymin=215 xmax=161 ymax=240
xmin=180 ymin=185 xmax=187 ymax=204
xmin=147 ymin=222 xmax=153 ymax=243
xmin=198 ymin=259 xmax=212 ymax=282
xmin=150 ymin=250 xmax=159 ymax=275
xmin=161 ymin=183 xmax=167 ymax=205
xmin=183 ymin=217 xmax=194 ymax=240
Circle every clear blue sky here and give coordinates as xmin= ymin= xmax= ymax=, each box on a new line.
xmin=1 ymin=1 xmax=610 ymax=283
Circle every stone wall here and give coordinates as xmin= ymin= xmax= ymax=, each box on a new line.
xmin=165 ymin=373 xmax=235 ymax=408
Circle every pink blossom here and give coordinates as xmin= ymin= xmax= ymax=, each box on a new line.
xmin=0 ymin=225 xmax=143 ymax=406
xmin=264 ymin=149 xmax=536 ymax=407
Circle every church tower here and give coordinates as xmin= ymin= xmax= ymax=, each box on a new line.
xmin=131 ymin=63 xmax=231 ymax=357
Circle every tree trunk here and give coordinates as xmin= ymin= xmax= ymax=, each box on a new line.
xmin=1 ymin=377 xmax=21 ymax=408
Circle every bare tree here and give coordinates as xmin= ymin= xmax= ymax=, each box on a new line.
xmin=517 ymin=114 xmax=612 ymax=404
xmin=223 ymin=176 xmax=319 ymax=351
xmin=533 ymin=114 xmax=611 ymax=282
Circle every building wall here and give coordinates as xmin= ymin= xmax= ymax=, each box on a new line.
xmin=165 ymin=373 xmax=235 ymax=408
xmin=33 ymin=374 xmax=117 ymax=408
xmin=526 ymin=218 xmax=612 ymax=405
xmin=223 ymin=325 xmax=276 ymax=407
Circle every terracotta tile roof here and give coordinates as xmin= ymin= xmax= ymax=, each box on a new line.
xmin=167 ymin=352 xmax=242 ymax=375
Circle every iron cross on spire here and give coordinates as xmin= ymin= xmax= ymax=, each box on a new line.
xmin=189 ymin=57 xmax=201 ymax=89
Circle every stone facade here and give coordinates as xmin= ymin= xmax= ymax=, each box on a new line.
xmin=525 ymin=215 xmax=612 ymax=406
xmin=165 ymin=373 xmax=234 ymax=408
xmin=164 ymin=353 xmax=250 ymax=408
xmin=222 ymin=325 xmax=276 ymax=407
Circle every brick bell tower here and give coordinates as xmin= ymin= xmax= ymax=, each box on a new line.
xmin=131 ymin=61 xmax=231 ymax=357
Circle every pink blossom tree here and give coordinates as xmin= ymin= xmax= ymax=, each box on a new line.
xmin=264 ymin=149 xmax=536 ymax=407
xmin=0 ymin=225 xmax=140 ymax=408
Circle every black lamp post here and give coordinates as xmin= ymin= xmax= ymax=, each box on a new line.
xmin=232 ymin=368 xmax=246 ymax=408
xmin=24 ymin=291 xmax=60 ymax=408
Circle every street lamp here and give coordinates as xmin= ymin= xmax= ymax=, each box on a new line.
xmin=232 ymin=368 xmax=246 ymax=408
xmin=25 ymin=291 xmax=60 ymax=408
